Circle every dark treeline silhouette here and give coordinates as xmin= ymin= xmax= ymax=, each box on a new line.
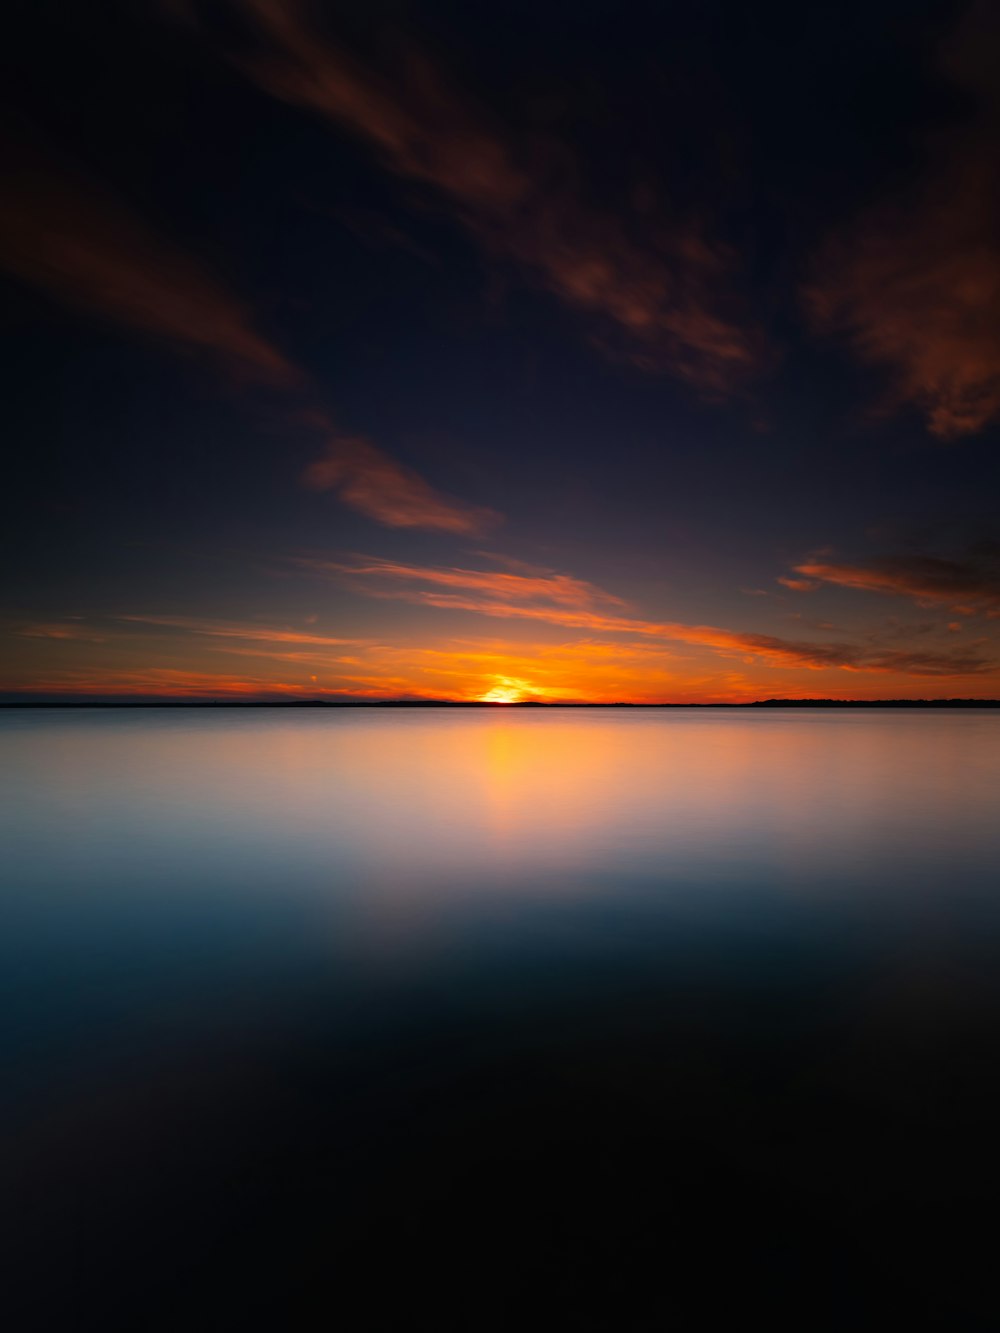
xmin=2 ymin=698 xmax=999 ymax=709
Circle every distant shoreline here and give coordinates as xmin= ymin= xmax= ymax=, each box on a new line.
xmin=2 ymin=699 xmax=999 ymax=709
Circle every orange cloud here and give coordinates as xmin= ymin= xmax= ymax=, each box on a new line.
xmin=0 ymin=146 xmax=496 ymax=535
xmin=316 ymin=556 xmax=996 ymax=677
xmin=230 ymin=0 xmax=768 ymax=396
xmin=303 ymin=433 xmax=500 ymax=535
xmin=13 ymin=621 xmax=106 ymax=642
xmin=6 ymin=668 xmax=309 ymax=698
xmin=6 ymin=604 xmax=997 ymax=702
xmin=301 ymin=555 xmax=622 ymax=608
xmin=795 ymin=550 xmax=1000 ymax=615
xmin=0 ymin=144 xmax=296 ymax=385
xmin=804 ymin=9 xmax=1000 ymax=437
xmin=114 ymin=614 xmax=365 ymax=646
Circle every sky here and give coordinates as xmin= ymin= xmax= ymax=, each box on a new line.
xmin=2 ymin=0 xmax=1000 ymax=702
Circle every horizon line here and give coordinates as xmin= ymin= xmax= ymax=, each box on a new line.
xmin=2 ymin=698 xmax=1000 ymax=709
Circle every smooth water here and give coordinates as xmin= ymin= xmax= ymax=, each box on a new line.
xmin=2 ymin=708 xmax=998 ymax=1329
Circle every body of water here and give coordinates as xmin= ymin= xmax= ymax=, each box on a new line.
xmin=2 ymin=707 xmax=998 ymax=1328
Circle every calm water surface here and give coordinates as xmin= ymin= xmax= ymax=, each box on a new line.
xmin=2 ymin=708 xmax=999 ymax=1329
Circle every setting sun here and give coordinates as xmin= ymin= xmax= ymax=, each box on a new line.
xmin=479 ymin=678 xmax=530 ymax=703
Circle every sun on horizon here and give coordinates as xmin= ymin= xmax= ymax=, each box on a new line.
xmin=479 ymin=677 xmax=533 ymax=703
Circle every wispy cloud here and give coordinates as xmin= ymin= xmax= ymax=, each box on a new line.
xmin=793 ymin=546 xmax=1000 ymax=616
xmin=777 ymin=576 xmax=819 ymax=593
xmin=30 ymin=668 xmax=311 ymax=698
xmin=303 ymin=431 xmax=501 ymax=535
xmin=114 ymin=614 xmax=366 ymax=646
xmin=803 ymin=7 xmax=1000 ymax=438
xmin=300 ymin=555 xmax=622 ymax=608
xmin=0 ymin=145 xmax=296 ymax=385
xmin=7 ymin=606 xmax=994 ymax=701
xmin=13 ymin=621 xmax=107 ymax=642
xmin=0 ymin=142 xmax=497 ymax=535
xmin=227 ymin=0 xmax=768 ymax=396
xmin=313 ymin=556 xmax=995 ymax=677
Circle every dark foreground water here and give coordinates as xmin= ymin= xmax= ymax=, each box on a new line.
xmin=2 ymin=707 xmax=999 ymax=1330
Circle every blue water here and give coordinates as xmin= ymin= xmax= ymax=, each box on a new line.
xmin=2 ymin=708 xmax=998 ymax=1329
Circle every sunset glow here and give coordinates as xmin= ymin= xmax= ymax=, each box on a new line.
xmin=479 ymin=679 xmax=532 ymax=703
